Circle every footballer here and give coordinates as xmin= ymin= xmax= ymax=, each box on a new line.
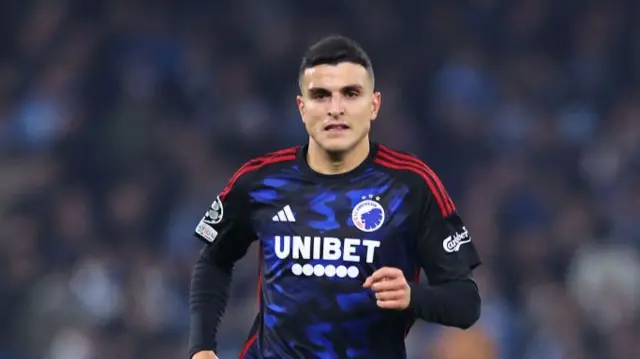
xmin=189 ymin=35 xmax=482 ymax=359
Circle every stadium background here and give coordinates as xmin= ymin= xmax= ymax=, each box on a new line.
xmin=1 ymin=1 xmax=639 ymax=358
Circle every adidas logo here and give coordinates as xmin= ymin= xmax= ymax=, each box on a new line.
xmin=272 ymin=205 xmax=296 ymax=222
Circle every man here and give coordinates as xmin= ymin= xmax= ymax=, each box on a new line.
xmin=189 ymin=35 xmax=481 ymax=359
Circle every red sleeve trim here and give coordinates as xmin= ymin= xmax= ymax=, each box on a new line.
xmin=375 ymin=145 xmax=456 ymax=217
xmin=219 ymin=147 xmax=298 ymax=201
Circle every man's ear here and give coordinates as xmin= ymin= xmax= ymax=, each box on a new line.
xmin=371 ymin=91 xmax=381 ymax=120
xmin=296 ymin=95 xmax=305 ymax=123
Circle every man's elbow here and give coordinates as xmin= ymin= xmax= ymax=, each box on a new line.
xmin=457 ymin=284 xmax=481 ymax=330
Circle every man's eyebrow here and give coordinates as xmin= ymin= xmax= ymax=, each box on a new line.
xmin=308 ymin=87 xmax=330 ymax=93
xmin=307 ymin=84 xmax=365 ymax=93
xmin=341 ymin=84 xmax=364 ymax=92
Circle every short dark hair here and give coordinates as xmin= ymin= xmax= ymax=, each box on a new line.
xmin=299 ymin=35 xmax=374 ymax=81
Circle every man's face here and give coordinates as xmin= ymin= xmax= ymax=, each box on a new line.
xmin=297 ymin=62 xmax=381 ymax=153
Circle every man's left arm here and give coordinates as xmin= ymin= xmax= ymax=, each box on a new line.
xmin=364 ymin=185 xmax=482 ymax=329
xmin=408 ymin=203 xmax=482 ymax=329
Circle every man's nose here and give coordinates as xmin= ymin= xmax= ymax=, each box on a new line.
xmin=327 ymin=95 xmax=345 ymax=117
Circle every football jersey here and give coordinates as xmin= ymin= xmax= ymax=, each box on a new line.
xmin=194 ymin=142 xmax=481 ymax=359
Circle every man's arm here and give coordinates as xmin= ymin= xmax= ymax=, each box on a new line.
xmin=408 ymin=186 xmax=482 ymax=329
xmin=189 ymin=177 xmax=256 ymax=358
xmin=189 ymin=246 xmax=234 ymax=358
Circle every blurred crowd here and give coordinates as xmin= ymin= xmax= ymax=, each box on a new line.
xmin=1 ymin=1 xmax=639 ymax=359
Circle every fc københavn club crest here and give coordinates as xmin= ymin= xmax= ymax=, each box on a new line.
xmin=352 ymin=195 xmax=385 ymax=232
xmin=203 ymin=196 xmax=223 ymax=224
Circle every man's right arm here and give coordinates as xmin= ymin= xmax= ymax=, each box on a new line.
xmin=189 ymin=175 xmax=256 ymax=358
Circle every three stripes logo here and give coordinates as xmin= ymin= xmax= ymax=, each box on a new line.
xmin=272 ymin=205 xmax=296 ymax=222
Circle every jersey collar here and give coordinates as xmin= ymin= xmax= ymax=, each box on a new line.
xmin=296 ymin=141 xmax=379 ymax=180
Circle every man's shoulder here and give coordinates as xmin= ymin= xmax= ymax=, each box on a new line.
xmin=374 ymin=143 xmax=456 ymax=217
xmin=374 ymin=143 xmax=437 ymax=187
xmin=218 ymin=146 xmax=301 ymax=200
xmin=231 ymin=146 xmax=301 ymax=181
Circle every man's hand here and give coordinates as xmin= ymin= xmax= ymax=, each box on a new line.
xmin=192 ymin=351 xmax=218 ymax=359
xmin=363 ymin=267 xmax=411 ymax=310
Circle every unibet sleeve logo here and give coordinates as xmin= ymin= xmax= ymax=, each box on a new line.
xmin=442 ymin=226 xmax=471 ymax=253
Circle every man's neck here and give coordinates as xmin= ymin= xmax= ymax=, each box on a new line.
xmin=307 ymin=139 xmax=370 ymax=175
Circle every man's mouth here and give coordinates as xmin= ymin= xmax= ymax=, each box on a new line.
xmin=324 ymin=123 xmax=350 ymax=132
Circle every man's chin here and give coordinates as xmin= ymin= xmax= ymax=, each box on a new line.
xmin=319 ymin=138 xmax=356 ymax=154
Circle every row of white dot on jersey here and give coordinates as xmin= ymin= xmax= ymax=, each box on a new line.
xmin=291 ymin=263 xmax=360 ymax=278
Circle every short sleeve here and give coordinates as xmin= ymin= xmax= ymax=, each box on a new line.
xmin=194 ymin=175 xmax=257 ymax=266
xmin=415 ymin=183 xmax=481 ymax=285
